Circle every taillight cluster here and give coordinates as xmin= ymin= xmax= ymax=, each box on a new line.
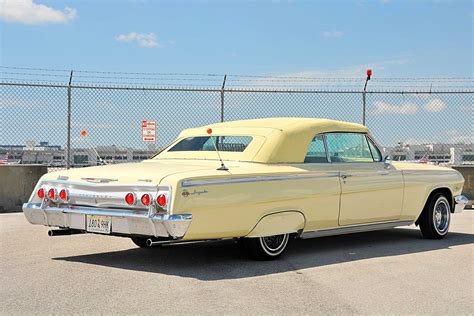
xmin=38 ymin=187 xmax=68 ymax=203
xmin=124 ymin=192 xmax=167 ymax=208
xmin=37 ymin=186 xmax=167 ymax=209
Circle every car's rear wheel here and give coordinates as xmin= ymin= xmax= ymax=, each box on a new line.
xmin=244 ymin=233 xmax=290 ymax=260
xmin=418 ymin=193 xmax=451 ymax=239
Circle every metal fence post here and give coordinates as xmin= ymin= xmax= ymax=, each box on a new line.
xmin=362 ymin=69 xmax=371 ymax=126
xmin=220 ymin=74 xmax=227 ymax=122
xmin=66 ymin=71 xmax=73 ymax=169
xmin=362 ymin=91 xmax=366 ymax=126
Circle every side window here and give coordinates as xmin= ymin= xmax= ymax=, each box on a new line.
xmin=366 ymin=137 xmax=383 ymax=162
xmin=304 ymin=135 xmax=328 ymax=163
xmin=325 ymin=133 xmax=374 ymax=163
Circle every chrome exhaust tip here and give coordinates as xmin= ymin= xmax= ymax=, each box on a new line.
xmin=146 ymin=238 xmax=154 ymax=247
xmin=48 ymin=229 xmax=83 ymax=236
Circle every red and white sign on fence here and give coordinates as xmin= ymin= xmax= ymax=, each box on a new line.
xmin=141 ymin=120 xmax=156 ymax=142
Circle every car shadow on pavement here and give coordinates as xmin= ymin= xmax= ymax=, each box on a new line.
xmin=53 ymin=228 xmax=474 ymax=281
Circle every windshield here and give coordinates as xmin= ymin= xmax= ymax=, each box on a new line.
xmin=167 ymin=136 xmax=253 ymax=153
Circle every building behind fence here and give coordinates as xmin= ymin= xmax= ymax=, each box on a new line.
xmin=1 ymin=67 xmax=473 ymax=168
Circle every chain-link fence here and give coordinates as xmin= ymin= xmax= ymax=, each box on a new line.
xmin=1 ymin=73 xmax=472 ymax=168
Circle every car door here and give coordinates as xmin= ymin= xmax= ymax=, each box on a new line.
xmin=294 ymin=135 xmax=341 ymax=231
xmin=324 ymin=132 xmax=404 ymax=226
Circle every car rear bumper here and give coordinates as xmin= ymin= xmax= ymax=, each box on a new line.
xmin=22 ymin=203 xmax=192 ymax=238
xmin=454 ymin=195 xmax=468 ymax=213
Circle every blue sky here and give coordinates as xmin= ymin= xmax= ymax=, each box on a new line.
xmin=0 ymin=0 xmax=472 ymax=149
xmin=1 ymin=0 xmax=472 ymax=77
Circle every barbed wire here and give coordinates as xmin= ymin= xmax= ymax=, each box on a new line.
xmin=2 ymin=65 xmax=472 ymax=81
xmin=0 ymin=66 xmax=71 ymax=72
xmin=0 ymin=66 xmax=223 ymax=77
xmin=1 ymin=66 xmax=473 ymax=92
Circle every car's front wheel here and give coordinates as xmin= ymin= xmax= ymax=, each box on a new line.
xmin=244 ymin=233 xmax=290 ymax=260
xmin=418 ymin=193 xmax=451 ymax=239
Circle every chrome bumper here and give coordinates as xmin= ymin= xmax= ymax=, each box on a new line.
xmin=22 ymin=203 xmax=192 ymax=239
xmin=454 ymin=195 xmax=468 ymax=213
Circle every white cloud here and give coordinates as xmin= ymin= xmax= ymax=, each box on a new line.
xmin=373 ymin=101 xmax=417 ymax=115
xmin=280 ymin=57 xmax=410 ymax=78
xmin=115 ymin=32 xmax=159 ymax=47
xmin=231 ymin=57 xmax=412 ymax=89
xmin=424 ymin=98 xmax=446 ymax=112
xmin=0 ymin=0 xmax=76 ymax=24
xmin=321 ymin=30 xmax=344 ymax=38
xmin=447 ymin=129 xmax=473 ymax=144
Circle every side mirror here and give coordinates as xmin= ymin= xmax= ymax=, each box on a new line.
xmin=383 ymin=156 xmax=392 ymax=169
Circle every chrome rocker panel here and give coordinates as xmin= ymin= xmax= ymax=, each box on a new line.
xmin=301 ymin=220 xmax=414 ymax=239
xmin=22 ymin=203 xmax=192 ymax=239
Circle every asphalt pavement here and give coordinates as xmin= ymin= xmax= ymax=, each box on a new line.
xmin=1 ymin=211 xmax=473 ymax=315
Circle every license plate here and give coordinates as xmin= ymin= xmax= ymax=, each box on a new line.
xmin=86 ymin=215 xmax=112 ymax=234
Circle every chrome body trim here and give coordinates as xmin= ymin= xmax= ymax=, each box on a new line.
xmin=340 ymin=171 xmax=392 ymax=178
xmin=22 ymin=203 xmax=192 ymax=238
xmin=42 ymin=179 xmax=162 ymax=189
xmin=81 ymin=177 xmax=118 ymax=183
xmin=454 ymin=195 xmax=468 ymax=213
xmin=301 ymin=220 xmax=413 ymax=239
xmin=32 ymin=180 xmax=172 ymax=212
xmin=402 ymin=170 xmax=453 ymax=176
xmin=181 ymin=173 xmax=340 ymax=187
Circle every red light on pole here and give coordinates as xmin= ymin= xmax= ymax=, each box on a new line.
xmin=81 ymin=130 xmax=87 ymax=136
xmin=366 ymin=69 xmax=372 ymax=79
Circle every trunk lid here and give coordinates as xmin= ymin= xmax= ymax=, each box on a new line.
xmin=48 ymin=160 xmax=215 ymax=185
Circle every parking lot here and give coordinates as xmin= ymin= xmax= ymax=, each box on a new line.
xmin=1 ymin=211 xmax=473 ymax=314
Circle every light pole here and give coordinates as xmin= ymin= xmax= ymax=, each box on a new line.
xmin=362 ymin=69 xmax=372 ymax=126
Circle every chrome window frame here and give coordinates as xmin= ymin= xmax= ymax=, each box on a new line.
xmin=303 ymin=134 xmax=330 ymax=164
xmin=322 ymin=132 xmax=384 ymax=164
xmin=365 ymin=134 xmax=383 ymax=162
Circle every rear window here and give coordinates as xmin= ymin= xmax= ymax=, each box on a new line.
xmin=168 ymin=136 xmax=253 ymax=152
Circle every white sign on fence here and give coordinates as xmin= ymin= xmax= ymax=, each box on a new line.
xmin=141 ymin=120 xmax=156 ymax=142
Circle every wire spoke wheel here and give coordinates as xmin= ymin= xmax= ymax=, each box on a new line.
xmin=419 ymin=193 xmax=451 ymax=239
xmin=432 ymin=198 xmax=450 ymax=235
xmin=259 ymin=234 xmax=290 ymax=257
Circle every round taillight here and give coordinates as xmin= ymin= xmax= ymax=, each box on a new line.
xmin=125 ymin=193 xmax=136 ymax=205
xmin=59 ymin=189 xmax=68 ymax=202
xmin=156 ymin=194 xmax=167 ymax=207
xmin=38 ymin=188 xmax=45 ymax=199
xmin=141 ymin=194 xmax=151 ymax=206
xmin=47 ymin=188 xmax=56 ymax=200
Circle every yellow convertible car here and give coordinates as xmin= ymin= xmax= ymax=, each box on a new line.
xmin=23 ymin=118 xmax=468 ymax=260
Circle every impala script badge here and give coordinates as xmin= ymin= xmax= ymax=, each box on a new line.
xmin=81 ymin=178 xmax=118 ymax=183
xmin=182 ymin=189 xmax=208 ymax=197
